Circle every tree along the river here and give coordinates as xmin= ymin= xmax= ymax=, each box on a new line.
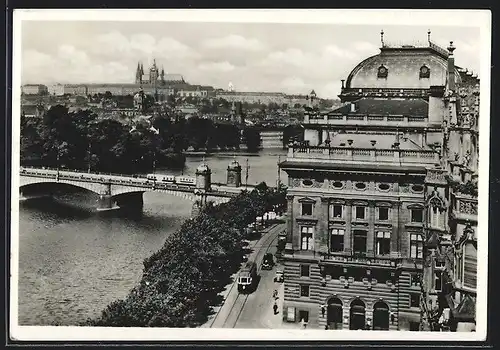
xmin=242 ymin=128 xmax=261 ymax=152
xmin=21 ymin=105 xmax=244 ymax=173
xmin=88 ymin=183 xmax=287 ymax=327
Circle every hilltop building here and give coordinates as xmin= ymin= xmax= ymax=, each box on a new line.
xmin=279 ymin=31 xmax=479 ymax=332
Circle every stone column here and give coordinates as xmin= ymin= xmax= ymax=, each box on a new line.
xmin=344 ymin=200 xmax=352 ymax=253
xmin=316 ymin=197 xmax=330 ymax=254
xmin=367 ymin=201 xmax=375 ymax=257
xmin=286 ymin=194 xmax=295 ymax=245
xmin=366 ymin=307 xmax=373 ymax=330
xmin=391 ymin=202 xmax=401 ymax=258
xmin=343 ymin=306 xmax=350 ymax=329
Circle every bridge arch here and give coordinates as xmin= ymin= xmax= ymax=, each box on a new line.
xmin=19 ymin=180 xmax=103 ymax=196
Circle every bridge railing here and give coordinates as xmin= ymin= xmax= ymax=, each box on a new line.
xmin=21 ymin=165 xmax=146 ymax=179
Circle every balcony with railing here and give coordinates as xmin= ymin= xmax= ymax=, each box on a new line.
xmin=286 ymin=145 xmax=439 ymax=165
xmin=339 ymin=87 xmax=429 ymax=100
xmin=451 ymin=192 xmax=478 ymax=223
xmin=304 ymin=113 xmax=428 ymax=126
xmin=320 ymin=251 xmax=401 ymax=268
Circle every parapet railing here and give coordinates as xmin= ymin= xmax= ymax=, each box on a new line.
xmin=304 ymin=114 xmax=428 ymax=125
xmin=339 ymin=87 xmax=429 ymax=97
xmin=287 ymin=145 xmax=439 ymax=163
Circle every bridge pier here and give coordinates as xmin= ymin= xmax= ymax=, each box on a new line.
xmin=96 ymin=194 xmax=119 ymax=212
xmin=115 ymin=192 xmax=144 ymax=216
xmin=19 ymin=189 xmax=52 ymax=201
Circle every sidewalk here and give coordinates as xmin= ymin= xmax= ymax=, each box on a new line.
xmin=260 ymin=274 xmax=301 ymax=329
xmin=200 ymin=223 xmax=281 ymax=328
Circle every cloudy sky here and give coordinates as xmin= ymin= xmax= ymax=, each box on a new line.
xmin=20 ymin=20 xmax=481 ymax=98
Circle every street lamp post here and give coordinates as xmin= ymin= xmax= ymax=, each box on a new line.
xmin=87 ymin=141 xmax=92 ymax=173
xmin=56 ymin=145 xmax=60 ymax=180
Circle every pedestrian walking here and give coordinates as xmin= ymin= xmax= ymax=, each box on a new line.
xmin=273 ymin=289 xmax=278 ymax=299
xmin=301 ymin=318 xmax=307 ymax=329
xmin=273 ymin=301 xmax=278 ymax=315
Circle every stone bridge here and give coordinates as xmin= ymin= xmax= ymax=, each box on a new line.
xmin=19 ymin=161 xmax=255 ymax=216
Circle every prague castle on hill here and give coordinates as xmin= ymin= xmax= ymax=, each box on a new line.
xmin=279 ymin=31 xmax=478 ymax=332
xmin=22 ymin=59 xmax=317 ymax=107
xmin=32 ymin=59 xmax=209 ymax=99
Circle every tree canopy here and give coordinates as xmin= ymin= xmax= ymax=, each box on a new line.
xmin=88 ymin=183 xmax=287 ymax=327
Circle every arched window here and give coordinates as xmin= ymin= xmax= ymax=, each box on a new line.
xmin=349 ymin=299 xmax=366 ymax=330
xmin=327 ymin=297 xmax=343 ymax=330
xmin=429 ymin=198 xmax=444 ymax=229
xmin=419 ymin=65 xmax=430 ymax=78
xmin=372 ymin=301 xmax=390 ymax=330
xmin=377 ymin=65 xmax=388 ymax=79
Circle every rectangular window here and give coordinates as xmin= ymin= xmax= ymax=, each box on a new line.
xmin=330 ymin=228 xmax=345 ymax=252
xmin=353 ymin=230 xmax=367 ymax=254
xmin=435 ymin=271 xmax=443 ymax=292
xmin=378 ymin=207 xmax=389 ymax=221
xmin=410 ymin=293 xmax=420 ymax=308
xmin=300 ymin=226 xmax=314 ymax=251
xmin=300 ymin=264 xmax=310 ymax=277
xmin=299 ymin=310 xmax=309 ymax=323
xmin=355 ymin=206 xmax=366 ymax=220
xmin=301 ymin=203 xmax=313 ymax=216
xmin=286 ymin=307 xmax=296 ymax=322
xmin=435 ymin=260 xmax=445 ymax=269
xmin=330 ymin=204 xmax=343 ymax=218
xmin=410 ymin=273 xmax=420 ymax=287
xmin=376 ymin=231 xmax=391 ymax=255
xmin=300 ymin=284 xmax=310 ymax=297
xmin=411 ymin=209 xmax=423 ymax=223
xmin=410 ymin=233 xmax=423 ymax=259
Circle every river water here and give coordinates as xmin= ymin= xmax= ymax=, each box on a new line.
xmin=17 ymin=150 xmax=287 ymax=326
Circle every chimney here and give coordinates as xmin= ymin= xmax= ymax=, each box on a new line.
xmin=350 ymin=102 xmax=356 ymax=113
xmin=341 ymin=79 xmax=345 ymax=89
xmin=447 ymin=41 xmax=456 ymax=92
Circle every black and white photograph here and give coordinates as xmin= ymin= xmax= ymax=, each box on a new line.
xmin=10 ymin=9 xmax=490 ymax=342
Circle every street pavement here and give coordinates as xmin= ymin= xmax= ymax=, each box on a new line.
xmin=201 ymin=222 xmax=285 ymax=328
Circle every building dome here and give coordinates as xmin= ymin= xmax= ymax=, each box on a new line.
xmin=228 ymin=159 xmax=241 ymax=170
xmin=344 ymin=44 xmax=462 ymax=90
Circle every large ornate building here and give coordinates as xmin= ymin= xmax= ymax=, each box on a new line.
xmin=279 ymin=31 xmax=479 ymax=332
xmin=42 ymin=59 xmax=199 ymax=98
xmin=134 ymin=59 xmax=185 ymax=86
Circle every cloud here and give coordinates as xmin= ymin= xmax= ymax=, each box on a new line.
xmin=260 ymin=48 xmax=308 ymax=68
xmin=22 ymin=45 xmax=132 ymax=84
xmin=323 ymin=45 xmax=356 ymax=59
xmin=92 ymin=31 xmax=199 ymax=60
xmin=350 ymin=41 xmax=379 ymax=53
xmin=198 ymin=61 xmax=236 ymax=72
xmin=203 ymin=35 xmax=266 ymax=51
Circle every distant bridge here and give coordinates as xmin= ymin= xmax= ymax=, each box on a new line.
xmin=19 ymin=167 xmax=257 ymax=215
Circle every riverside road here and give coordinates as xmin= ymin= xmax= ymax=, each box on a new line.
xmin=204 ymin=222 xmax=285 ymax=329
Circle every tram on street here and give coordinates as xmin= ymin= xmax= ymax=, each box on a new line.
xmin=238 ymin=261 xmax=257 ymax=293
